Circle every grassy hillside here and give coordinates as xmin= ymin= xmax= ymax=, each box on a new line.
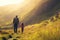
xmin=23 ymin=0 xmax=60 ymax=26
xmin=0 ymin=13 xmax=60 ymax=40
xmin=0 ymin=0 xmax=42 ymax=27
xmin=0 ymin=0 xmax=60 ymax=27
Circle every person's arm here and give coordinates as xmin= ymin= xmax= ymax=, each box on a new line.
xmin=17 ymin=18 xmax=19 ymax=24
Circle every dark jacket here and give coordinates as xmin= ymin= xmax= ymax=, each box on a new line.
xmin=13 ymin=17 xmax=19 ymax=25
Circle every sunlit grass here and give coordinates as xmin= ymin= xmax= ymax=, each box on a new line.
xmin=0 ymin=14 xmax=60 ymax=40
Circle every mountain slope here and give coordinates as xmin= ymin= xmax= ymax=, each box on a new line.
xmin=0 ymin=0 xmax=42 ymax=26
xmin=23 ymin=0 xmax=60 ymax=26
xmin=0 ymin=13 xmax=60 ymax=40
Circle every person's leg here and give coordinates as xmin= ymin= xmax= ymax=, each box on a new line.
xmin=15 ymin=25 xmax=18 ymax=33
xmin=22 ymin=27 xmax=24 ymax=33
xmin=16 ymin=27 xmax=17 ymax=33
xmin=14 ymin=24 xmax=16 ymax=33
xmin=14 ymin=27 xmax=16 ymax=33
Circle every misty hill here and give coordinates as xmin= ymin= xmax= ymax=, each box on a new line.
xmin=23 ymin=0 xmax=60 ymax=26
xmin=0 ymin=0 xmax=41 ymax=26
xmin=0 ymin=0 xmax=60 ymax=27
